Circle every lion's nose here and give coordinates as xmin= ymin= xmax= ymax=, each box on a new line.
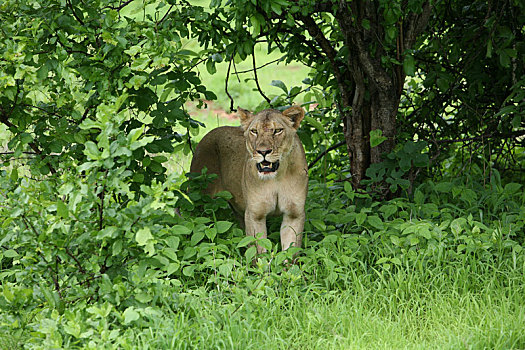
xmin=257 ymin=149 xmax=272 ymax=157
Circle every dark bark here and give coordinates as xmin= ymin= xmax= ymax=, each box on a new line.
xmin=299 ymin=0 xmax=432 ymax=188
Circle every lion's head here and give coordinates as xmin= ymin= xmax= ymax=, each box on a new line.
xmin=238 ymin=106 xmax=305 ymax=179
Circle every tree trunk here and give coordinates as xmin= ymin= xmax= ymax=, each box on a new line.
xmin=335 ymin=1 xmax=430 ymax=188
xmin=299 ymin=1 xmax=431 ymax=188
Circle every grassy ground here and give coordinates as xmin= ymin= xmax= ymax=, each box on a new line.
xmin=125 ymin=262 xmax=525 ymax=349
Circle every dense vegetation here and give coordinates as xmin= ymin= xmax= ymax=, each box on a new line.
xmin=1 ymin=0 xmax=524 ymax=348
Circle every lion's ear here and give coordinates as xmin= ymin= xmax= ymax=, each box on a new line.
xmin=282 ymin=106 xmax=305 ymax=130
xmin=238 ymin=107 xmax=253 ymax=130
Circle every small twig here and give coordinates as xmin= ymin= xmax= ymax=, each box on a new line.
xmin=235 ymin=57 xmax=284 ymax=74
xmin=65 ymin=247 xmax=86 ymax=274
xmin=252 ymin=52 xmax=272 ymax=106
xmin=21 ymin=214 xmax=61 ymax=294
xmin=98 ymin=181 xmax=106 ymax=231
xmin=232 ymin=59 xmax=241 ymax=83
xmin=66 ymin=0 xmax=85 ymax=25
xmin=22 ymin=104 xmax=63 ymax=119
xmin=308 ymin=141 xmax=345 ymax=169
xmin=186 ymin=126 xmax=194 ymax=155
xmin=106 ymin=0 xmax=134 ymax=11
xmin=225 ymin=55 xmax=236 ymax=112
xmin=183 ymin=57 xmax=208 ymax=73
xmin=21 ymin=213 xmax=39 ymax=238
xmin=157 ymin=4 xmax=174 ymax=27
xmin=433 ymin=130 xmax=525 ymax=144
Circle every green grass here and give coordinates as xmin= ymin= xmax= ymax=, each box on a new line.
xmin=126 ymin=263 xmax=525 ymax=349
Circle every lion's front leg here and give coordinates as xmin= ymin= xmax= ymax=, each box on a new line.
xmin=280 ymin=211 xmax=305 ymax=251
xmin=244 ymin=210 xmax=268 ymax=254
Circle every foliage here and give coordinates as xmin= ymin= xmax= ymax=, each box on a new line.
xmin=400 ymin=0 xmax=525 ymax=181
xmin=0 ymin=0 xmax=216 ymax=191
xmin=2 ymin=162 xmax=525 ymax=347
xmin=1 ymin=0 xmax=525 ymax=348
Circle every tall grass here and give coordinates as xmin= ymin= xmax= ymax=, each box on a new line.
xmin=128 ymin=260 xmax=525 ymax=349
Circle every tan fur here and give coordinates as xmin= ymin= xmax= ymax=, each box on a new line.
xmin=190 ymin=106 xmax=308 ymax=253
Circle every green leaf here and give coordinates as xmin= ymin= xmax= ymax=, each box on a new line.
xmin=271 ymin=80 xmax=288 ymax=93
xmin=128 ymin=126 xmax=144 ymax=143
xmin=367 ymin=215 xmax=384 ymax=230
xmin=191 ymin=230 xmax=205 ymax=246
xmin=434 ymin=182 xmax=453 ymax=193
xmin=218 ymin=262 xmax=233 ymax=276
xmin=98 ymin=226 xmax=118 ymax=239
xmin=135 ymin=292 xmax=152 ymax=303
xmin=3 ymin=249 xmax=19 ymax=258
xmin=258 ymin=238 xmax=272 ymax=251
xmin=123 ymin=307 xmax=140 ymax=324
xmin=56 ymin=201 xmax=68 ymax=219
xmin=3 ymin=285 xmax=14 ymax=303
xmin=245 ymin=246 xmax=257 ymax=262
xmin=250 ymin=15 xmax=261 ymax=36
xmin=390 ymin=257 xmax=402 ymax=266
xmin=167 ymin=262 xmax=180 ymax=274
xmin=172 ymin=225 xmax=192 ymax=235
xmin=499 ymin=50 xmax=510 ymax=68
xmin=304 ymin=116 xmax=323 ymax=132
xmin=136 ymin=227 xmax=153 ymax=246
xmin=10 ymin=168 xmax=18 ymax=182
xmin=183 ymin=265 xmax=195 ymax=277
xmin=84 ymin=141 xmax=100 ymax=160
xmin=205 ymin=227 xmax=217 ymax=241
xmin=450 ymin=218 xmax=466 ymax=235
xmin=204 ymin=90 xmax=217 ymax=100
xmin=370 ymin=129 xmax=388 ymax=148
xmin=403 ymin=54 xmax=415 ymax=76
xmin=503 ymin=183 xmax=522 ymax=194
xmin=216 ymin=221 xmax=233 ymax=233
xmin=127 ymin=75 xmax=147 ymax=89
xmin=237 ymin=236 xmax=256 ymax=248
xmin=165 ymin=236 xmax=180 ymax=250
xmin=311 ymin=219 xmax=326 ymax=231
xmin=206 ymin=59 xmax=216 ymax=75
xmin=379 ymin=204 xmax=397 ymax=220
xmin=376 ymin=257 xmax=390 ymax=264
xmin=356 ymin=212 xmax=367 ymax=226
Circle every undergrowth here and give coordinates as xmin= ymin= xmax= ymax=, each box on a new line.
xmin=1 ymin=158 xmax=524 ymax=348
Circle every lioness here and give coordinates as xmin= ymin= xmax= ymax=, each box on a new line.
xmin=190 ymin=106 xmax=308 ymax=253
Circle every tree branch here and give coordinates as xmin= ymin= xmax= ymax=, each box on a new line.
xmin=236 ymin=57 xmax=283 ymax=74
xmin=225 ymin=55 xmax=236 ymax=112
xmin=106 ymin=0 xmax=134 ymax=11
xmin=308 ymin=141 xmax=346 ymax=169
xmin=157 ymin=4 xmax=174 ymax=27
xmin=296 ymin=13 xmax=351 ymax=107
xmin=66 ymin=0 xmax=85 ymax=26
xmin=336 ymin=0 xmax=395 ymax=96
xmin=252 ymin=51 xmax=272 ymax=106
xmin=433 ymin=130 xmax=525 ymax=144
xmin=403 ymin=2 xmax=432 ymax=49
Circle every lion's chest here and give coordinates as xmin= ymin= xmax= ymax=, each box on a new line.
xmin=242 ymin=179 xmax=299 ymax=218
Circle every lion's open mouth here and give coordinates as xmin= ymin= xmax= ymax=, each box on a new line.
xmin=256 ymin=160 xmax=280 ymax=174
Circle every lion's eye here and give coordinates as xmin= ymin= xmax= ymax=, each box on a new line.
xmin=274 ymin=128 xmax=283 ymax=135
xmin=250 ymin=129 xmax=258 ymax=135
